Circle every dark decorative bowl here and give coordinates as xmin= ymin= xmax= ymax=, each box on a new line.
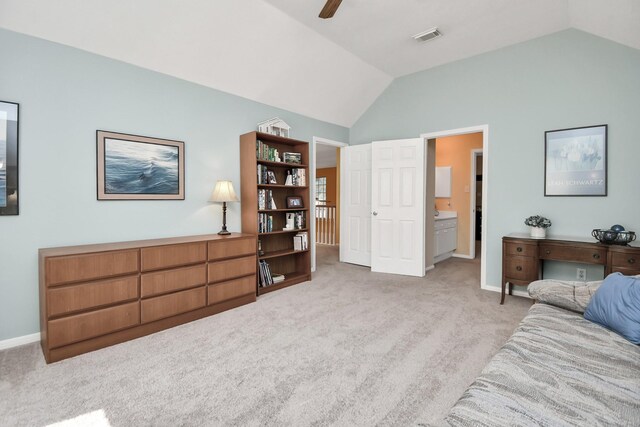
xmin=592 ymin=229 xmax=636 ymax=245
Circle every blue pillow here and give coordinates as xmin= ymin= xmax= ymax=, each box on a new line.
xmin=584 ymin=273 xmax=640 ymax=344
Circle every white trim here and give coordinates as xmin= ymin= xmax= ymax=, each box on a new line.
xmin=311 ymin=136 xmax=348 ymax=272
xmin=0 ymin=332 xmax=40 ymax=350
xmin=421 ymin=125 xmax=489 ymax=291
xmin=452 ymin=253 xmax=475 ymax=260
xmin=470 ymin=148 xmax=483 ymax=260
xmin=425 ymin=265 xmax=435 ymax=272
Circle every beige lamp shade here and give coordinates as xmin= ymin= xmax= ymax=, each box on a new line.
xmin=209 ymin=180 xmax=239 ymax=202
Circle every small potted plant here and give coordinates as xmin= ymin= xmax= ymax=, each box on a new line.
xmin=525 ymin=215 xmax=552 ymax=238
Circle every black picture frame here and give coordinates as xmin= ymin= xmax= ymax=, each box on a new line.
xmin=286 ymin=196 xmax=303 ymax=209
xmin=96 ymin=130 xmax=185 ymax=200
xmin=0 ymin=101 xmax=19 ymax=215
xmin=544 ymin=124 xmax=607 ymax=197
xmin=267 ymin=170 xmax=277 ymax=184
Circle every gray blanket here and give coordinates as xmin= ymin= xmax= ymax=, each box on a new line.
xmin=444 ymin=303 xmax=640 ymax=426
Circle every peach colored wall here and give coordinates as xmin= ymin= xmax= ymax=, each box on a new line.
xmin=317 ymin=166 xmax=339 ymax=244
xmin=435 ymin=133 xmax=483 ymax=256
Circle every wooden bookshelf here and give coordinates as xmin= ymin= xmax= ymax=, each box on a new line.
xmin=240 ymin=131 xmax=311 ymax=295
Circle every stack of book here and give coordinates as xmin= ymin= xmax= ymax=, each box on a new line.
xmin=256 ymin=140 xmax=280 ymax=162
xmin=284 ymin=168 xmax=306 ymax=186
xmin=258 ymin=189 xmax=276 ymax=210
xmin=258 ymin=260 xmax=285 ymax=287
xmin=293 ymin=231 xmax=309 ymax=251
xmin=258 ymin=213 xmax=273 ymax=233
xmin=283 ymin=152 xmax=302 ymax=164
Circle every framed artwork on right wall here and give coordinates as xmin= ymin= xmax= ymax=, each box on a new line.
xmin=544 ymin=124 xmax=607 ymax=197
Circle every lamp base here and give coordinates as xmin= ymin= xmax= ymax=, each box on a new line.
xmin=218 ymin=230 xmax=231 ymax=235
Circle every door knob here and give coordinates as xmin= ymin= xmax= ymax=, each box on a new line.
xmin=372 ymin=211 xmax=378 ymax=216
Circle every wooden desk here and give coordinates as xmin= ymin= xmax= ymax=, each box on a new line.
xmin=501 ymin=233 xmax=640 ymax=304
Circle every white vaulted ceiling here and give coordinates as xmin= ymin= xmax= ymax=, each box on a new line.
xmin=0 ymin=0 xmax=638 ymax=127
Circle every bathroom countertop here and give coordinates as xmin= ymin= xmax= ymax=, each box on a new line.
xmin=435 ymin=211 xmax=457 ymax=220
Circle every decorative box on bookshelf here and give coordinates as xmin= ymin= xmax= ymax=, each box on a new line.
xmin=240 ymin=131 xmax=312 ymax=295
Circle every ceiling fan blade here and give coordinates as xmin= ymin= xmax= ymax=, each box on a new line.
xmin=319 ymin=0 xmax=343 ymax=19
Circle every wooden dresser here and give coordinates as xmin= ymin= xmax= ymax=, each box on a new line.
xmin=39 ymin=233 xmax=256 ymax=363
xmin=502 ymin=233 xmax=640 ymax=304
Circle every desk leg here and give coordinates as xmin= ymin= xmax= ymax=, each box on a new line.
xmin=500 ymin=281 xmax=506 ymax=305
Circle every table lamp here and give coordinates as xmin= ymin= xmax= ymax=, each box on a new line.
xmin=209 ymin=180 xmax=239 ymax=235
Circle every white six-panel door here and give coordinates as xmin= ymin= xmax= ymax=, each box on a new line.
xmin=340 ymin=144 xmax=372 ymax=267
xmin=371 ymin=139 xmax=425 ymax=277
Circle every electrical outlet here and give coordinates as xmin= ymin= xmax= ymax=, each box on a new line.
xmin=577 ymin=268 xmax=587 ymax=281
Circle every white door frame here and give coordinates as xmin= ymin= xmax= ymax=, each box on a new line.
xmin=469 ymin=149 xmax=483 ymax=260
xmin=421 ymin=125 xmax=489 ymax=290
xmin=311 ymin=136 xmax=348 ymax=272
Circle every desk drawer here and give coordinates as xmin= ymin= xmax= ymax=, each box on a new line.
xmin=208 ymin=256 xmax=256 ymax=283
xmin=141 ymin=264 xmax=206 ymax=298
xmin=48 ymin=275 xmax=139 ymax=317
xmin=539 ymin=244 xmax=606 ymax=265
xmin=504 ymin=241 xmax=537 ymax=257
xmin=46 ymin=250 xmax=139 ymax=286
xmin=141 ymin=287 xmax=206 ymax=323
xmin=208 ymin=238 xmax=255 ymax=261
xmin=141 ymin=242 xmax=207 ymax=272
xmin=48 ymin=302 xmax=140 ymax=348
xmin=504 ymin=256 xmax=537 ymax=281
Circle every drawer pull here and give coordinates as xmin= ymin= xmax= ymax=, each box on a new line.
xmin=516 ymin=247 xmax=523 ymax=252
xmin=545 ymin=250 xmax=551 ymax=255
xmin=593 ymin=253 xmax=600 ymax=260
xmin=516 ymin=266 xmax=522 ymax=271
xmin=628 ymin=258 xmax=636 ymax=264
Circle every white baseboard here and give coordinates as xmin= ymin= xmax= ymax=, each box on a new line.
xmin=0 ymin=332 xmax=40 ymax=350
xmin=425 ymin=264 xmax=435 ymax=273
xmin=482 ymin=284 xmax=530 ymax=299
xmin=452 ymin=253 xmax=474 ymax=260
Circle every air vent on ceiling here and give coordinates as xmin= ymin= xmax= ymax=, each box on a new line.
xmin=413 ymin=27 xmax=442 ymax=42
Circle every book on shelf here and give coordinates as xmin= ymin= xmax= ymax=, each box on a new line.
xmin=284 ymin=168 xmax=306 ymax=186
xmin=257 ymin=189 xmax=277 ymax=210
xmin=256 ymin=140 xmax=280 ymax=162
xmin=283 ymin=152 xmax=302 ymax=164
xmin=258 ymin=213 xmax=273 ymax=233
xmin=259 ymin=260 xmax=284 ymax=287
xmin=293 ymin=231 xmax=309 ymax=251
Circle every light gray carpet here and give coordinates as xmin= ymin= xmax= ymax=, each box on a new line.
xmin=0 ymin=246 xmax=531 ymax=426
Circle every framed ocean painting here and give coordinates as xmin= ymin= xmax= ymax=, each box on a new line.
xmin=0 ymin=101 xmax=19 ymax=215
xmin=97 ymin=130 xmax=185 ymax=200
xmin=544 ymin=124 xmax=607 ymax=196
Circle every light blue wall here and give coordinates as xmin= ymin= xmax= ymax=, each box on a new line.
xmin=351 ymin=29 xmax=640 ymax=289
xmin=0 ymin=29 xmax=348 ymax=341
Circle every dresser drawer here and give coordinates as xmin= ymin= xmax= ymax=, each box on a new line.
xmin=504 ymin=241 xmax=537 ymax=257
xmin=208 ymin=276 xmax=255 ymax=305
xmin=208 ymin=256 xmax=256 ymax=283
xmin=141 ymin=264 xmax=206 ymax=298
xmin=141 ymin=242 xmax=207 ymax=272
xmin=47 ymin=275 xmax=139 ymax=318
xmin=208 ymin=238 xmax=255 ymax=261
xmin=48 ymin=302 xmax=140 ymax=348
xmin=610 ymin=251 xmax=640 ymax=270
xmin=141 ymin=287 xmax=206 ymax=323
xmin=504 ymin=256 xmax=538 ymax=281
xmin=46 ymin=250 xmax=139 ymax=286
xmin=539 ymin=244 xmax=606 ymax=265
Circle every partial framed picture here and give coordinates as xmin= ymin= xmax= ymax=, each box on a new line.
xmin=0 ymin=101 xmax=19 ymax=215
xmin=545 ymin=124 xmax=607 ymax=196
xmin=97 ymin=130 xmax=185 ymax=200
xmin=286 ymin=196 xmax=303 ymax=209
